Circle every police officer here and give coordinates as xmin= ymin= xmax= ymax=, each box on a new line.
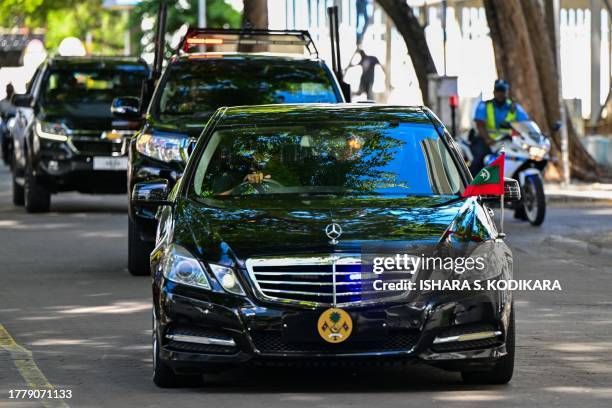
xmin=470 ymin=79 xmax=529 ymax=174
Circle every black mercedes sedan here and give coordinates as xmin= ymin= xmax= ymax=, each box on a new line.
xmin=133 ymin=104 xmax=517 ymax=387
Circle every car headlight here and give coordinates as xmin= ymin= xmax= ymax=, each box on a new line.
xmin=36 ymin=121 xmax=70 ymax=141
xmin=163 ymin=245 xmax=211 ymax=290
xmin=209 ymin=264 xmax=246 ymax=296
xmin=135 ymin=133 xmax=187 ymax=162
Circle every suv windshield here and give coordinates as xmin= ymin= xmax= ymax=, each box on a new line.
xmin=42 ymin=67 xmax=146 ymax=117
xmin=153 ymin=59 xmax=339 ymax=121
xmin=192 ymin=121 xmax=464 ymax=198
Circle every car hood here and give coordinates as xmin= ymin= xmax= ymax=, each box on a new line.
xmin=146 ymin=114 xmax=207 ymax=137
xmin=174 ymin=195 xmax=489 ymax=266
xmin=41 ymin=104 xmax=113 ymax=130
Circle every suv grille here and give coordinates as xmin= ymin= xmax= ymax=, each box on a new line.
xmin=245 ymin=255 xmax=415 ymax=307
xmin=70 ymin=139 xmax=125 ymax=156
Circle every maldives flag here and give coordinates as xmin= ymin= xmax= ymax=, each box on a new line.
xmin=462 ymin=153 xmax=505 ymax=197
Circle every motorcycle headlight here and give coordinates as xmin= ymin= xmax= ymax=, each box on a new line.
xmin=136 ymin=133 xmax=187 ymax=163
xmin=163 ymin=245 xmax=210 ymax=290
xmin=36 ymin=121 xmax=70 ymax=141
xmin=209 ymin=264 xmax=245 ymax=296
xmin=528 ymin=146 xmax=547 ymax=160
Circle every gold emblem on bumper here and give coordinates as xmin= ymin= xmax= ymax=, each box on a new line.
xmin=317 ymin=308 xmax=353 ymax=343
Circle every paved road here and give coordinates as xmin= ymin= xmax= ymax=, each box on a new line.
xmin=0 ymin=165 xmax=611 ymax=408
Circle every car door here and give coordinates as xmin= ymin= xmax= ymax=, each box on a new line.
xmin=12 ymin=65 xmax=43 ymax=170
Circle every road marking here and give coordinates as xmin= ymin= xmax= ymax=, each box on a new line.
xmin=0 ymin=323 xmax=69 ymax=408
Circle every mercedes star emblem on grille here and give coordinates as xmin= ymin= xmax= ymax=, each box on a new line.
xmin=325 ymin=223 xmax=343 ymax=245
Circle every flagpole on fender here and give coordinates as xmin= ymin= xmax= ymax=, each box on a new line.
xmin=500 ymin=193 xmax=505 ymax=237
xmin=499 ymin=146 xmax=506 ymax=238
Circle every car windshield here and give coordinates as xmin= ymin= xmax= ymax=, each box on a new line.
xmin=41 ymin=67 xmax=146 ymax=116
xmin=192 ymin=121 xmax=464 ymax=198
xmin=153 ymin=59 xmax=339 ymax=121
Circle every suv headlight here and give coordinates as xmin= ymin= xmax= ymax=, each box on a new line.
xmin=36 ymin=121 xmax=70 ymax=141
xmin=163 ymin=245 xmax=211 ymax=290
xmin=209 ymin=264 xmax=245 ymax=296
xmin=135 ymin=133 xmax=187 ymax=162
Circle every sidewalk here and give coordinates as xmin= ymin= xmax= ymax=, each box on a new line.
xmin=545 ymin=182 xmax=612 ymax=204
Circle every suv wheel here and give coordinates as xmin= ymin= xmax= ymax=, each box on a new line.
xmin=461 ymin=308 xmax=515 ymax=384
xmin=24 ymin=160 xmax=50 ymax=213
xmin=12 ymin=165 xmax=24 ymax=206
xmin=128 ymin=218 xmax=153 ymax=276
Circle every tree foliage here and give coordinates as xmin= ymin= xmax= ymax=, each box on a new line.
xmin=1 ymin=0 xmax=241 ymax=55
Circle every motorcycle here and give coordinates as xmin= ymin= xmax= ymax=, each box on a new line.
xmin=459 ymin=120 xmax=552 ymax=226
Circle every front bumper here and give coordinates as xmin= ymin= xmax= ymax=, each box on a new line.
xmin=154 ymin=282 xmax=512 ymax=374
xmin=33 ymin=138 xmax=128 ymax=194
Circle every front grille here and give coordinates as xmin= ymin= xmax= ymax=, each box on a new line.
xmin=431 ymin=323 xmax=502 ymax=353
xmin=245 ymin=255 xmax=415 ymax=307
xmin=251 ymin=329 xmax=419 ymax=354
xmin=70 ymin=139 xmax=125 ymax=156
xmin=164 ymin=327 xmax=237 ymax=355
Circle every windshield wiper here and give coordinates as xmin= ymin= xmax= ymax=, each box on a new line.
xmin=428 ymin=195 xmax=464 ymax=207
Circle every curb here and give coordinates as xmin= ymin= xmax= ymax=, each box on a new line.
xmin=546 ymin=194 xmax=612 ymax=205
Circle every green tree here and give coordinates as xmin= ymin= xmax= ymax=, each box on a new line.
xmin=0 ymin=0 xmax=126 ymax=54
xmin=130 ymin=0 xmax=241 ymax=58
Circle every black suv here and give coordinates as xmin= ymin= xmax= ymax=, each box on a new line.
xmin=124 ymin=29 xmax=345 ymax=276
xmin=10 ymin=56 xmax=148 ymax=212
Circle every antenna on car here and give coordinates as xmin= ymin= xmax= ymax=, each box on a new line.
xmin=327 ymin=6 xmax=351 ymax=102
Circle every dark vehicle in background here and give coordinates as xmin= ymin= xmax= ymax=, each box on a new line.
xmin=133 ymin=104 xmax=519 ymax=387
xmin=1 ymin=112 xmax=15 ymax=166
xmin=10 ymin=56 xmax=148 ymax=212
xmin=123 ymin=29 xmax=345 ymax=276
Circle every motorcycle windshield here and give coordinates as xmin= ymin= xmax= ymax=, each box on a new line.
xmin=511 ymin=121 xmax=542 ymax=136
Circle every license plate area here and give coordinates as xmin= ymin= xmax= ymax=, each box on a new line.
xmin=92 ymin=156 xmax=128 ymax=171
xmin=281 ymin=311 xmax=387 ymax=344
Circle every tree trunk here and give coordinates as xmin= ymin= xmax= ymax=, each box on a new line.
xmin=483 ymin=0 xmax=601 ymax=179
xmin=240 ymin=0 xmax=268 ymax=52
xmin=242 ymin=0 xmax=268 ymax=29
xmin=376 ymin=0 xmax=437 ymax=106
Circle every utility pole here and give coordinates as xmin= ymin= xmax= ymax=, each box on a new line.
xmin=442 ymin=0 xmax=447 ymax=75
xmin=590 ymin=0 xmax=602 ymax=126
xmin=198 ymin=0 xmax=207 ymax=28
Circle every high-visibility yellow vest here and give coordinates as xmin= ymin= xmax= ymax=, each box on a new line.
xmin=486 ymin=99 xmax=517 ymax=140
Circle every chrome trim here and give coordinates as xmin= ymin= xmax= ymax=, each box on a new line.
xmin=245 ymin=255 xmax=415 ymax=307
xmin=433 ymin=330 xmax=502 ymax=344
xmin=165 ymin=334 xmax=236 ymax=347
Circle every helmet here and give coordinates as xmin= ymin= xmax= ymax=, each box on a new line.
xmin=494 ymin=79 xmax=510 ymax=92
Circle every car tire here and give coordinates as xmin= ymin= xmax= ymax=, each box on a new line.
xmin=24 ymin=160 xmax=50 ymax=213
xmin=12 ymin=167 xmax=24 ymax=206
xmin=461 ymin=308 xmax=515 ymax=385
xmin=128 ymin=218 xmax=153 ymax=276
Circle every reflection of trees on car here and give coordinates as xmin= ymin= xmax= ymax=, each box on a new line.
xmin=199 ymin=123 xmax=407 ymax=197
xmin=156 ymin=60 xmax=338 ymax=119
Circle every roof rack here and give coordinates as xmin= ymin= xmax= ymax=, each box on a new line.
xmin=177 ymin=28 xmax=319 ymax=57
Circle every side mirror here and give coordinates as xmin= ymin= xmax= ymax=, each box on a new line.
xmin=132 ymin=179 xmax=171 ymax=206
xmin=111 ymin=97 xmax=140 ymax=119
xmin=503 ymin=178 xmax=521 ymax=202
xmin=12 ymin=94 xmax=32 ymax=108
